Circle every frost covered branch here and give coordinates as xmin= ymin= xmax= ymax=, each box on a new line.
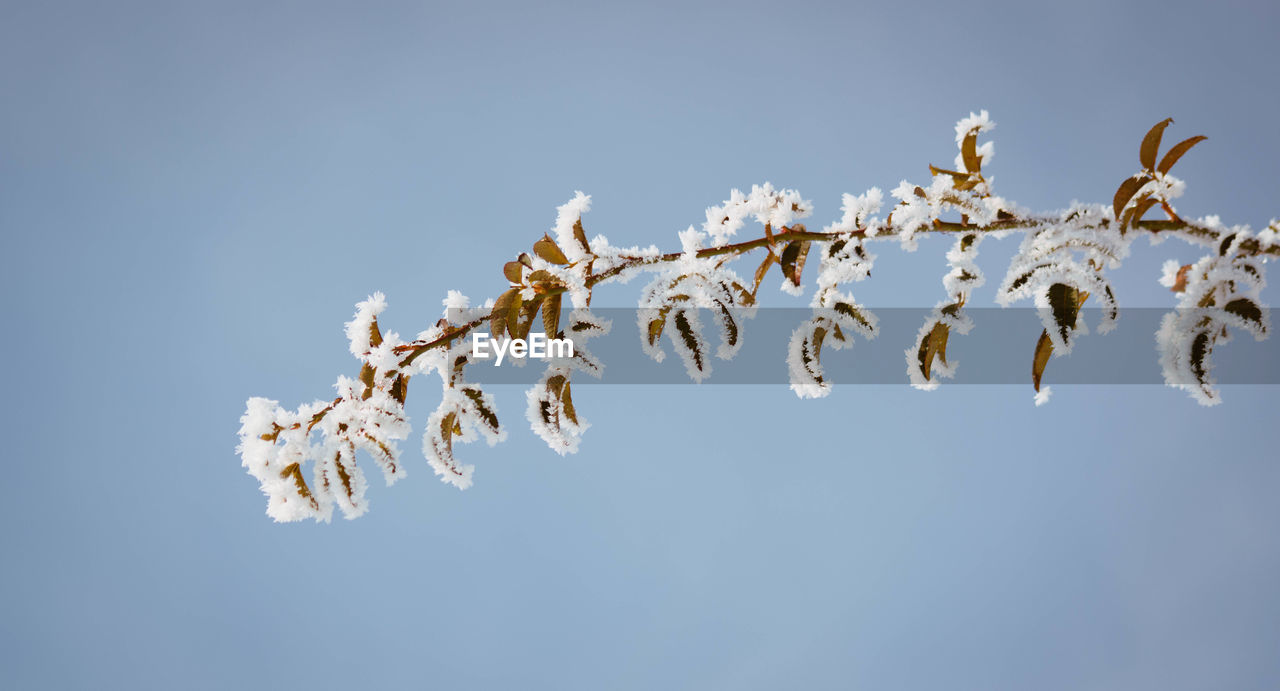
xmin=239 ymin=112 xmax=1277 ymax=521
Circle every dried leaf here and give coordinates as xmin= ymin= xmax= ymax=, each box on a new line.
xmin=1157 ymin=135 xmax=1207 ymax=175
xmin=1224 ymin=297 xmax=1266 ymax=332
xmin=503 ymin=261 xmax=524 ymax=284
xmin=713 ymin=299 xmax=739 ymax=349
xmin=571 ymin=219 xmax=590 ymax=254
xmin=1032 ymin=329 xmax=1053 ymax=392
xmin=1047 ymin=283 xmax=1088 ymax=344
xmin=490 ymin=287 xmax=518 ymax=338
xmin=752 ymin=252 xmax=773 ymax=295
xmin=506 ymin=292 xmax=524 ymax=339
xmin=961 ymin=131 xmax=981 ymax=173
xmin=561 ymin=381 xmax=578 ymax=425
xmin=1130 ymin=195 xmax=1158 ymax=227
xmin=673 ymin=310 xmax=705 ymax=374
xmin=916 ymin=321 xmax=950 ymax=381
xmin=533 ymin=234 xmax=569 ymax=265
xmin=542 ymin=292 xmax=562 ymax=337
xmin=1190 ymin=330 xmax=1211 ymax=386
xmin=1113 ymin=174 xmax=1150 ymax=220
xmin=515 ymin=294 xmax=543 ymax=340
xmin=389 ymin=373 xmax=409 ymax=405
xmin=1171 ymin=264 xmax=1191 ymax=293
xmin=1140 ymin=118 xmax=1173 ymax=170
xmin=780 ymin=240 xmax=811 ymax=287
xmin=461 ymin=387 xmax=500 ymax=434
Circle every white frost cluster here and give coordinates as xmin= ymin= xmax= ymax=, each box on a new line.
xmin=787 ymin=289 xmax=878 ymax=399
xmin=953 ymin=110 xmax=996 ymax=171
xmin=997 ymin=205 xmax=1131 ymax=352
xmin=525 ymin=309 xmax=611 ymax=455
xmin=904 ymin=233 xmax=986 ymax=391
xmin=552 ymin=191 xmax=592 ymax=263
xmin=637 ymin=242 xmax=754 ymax=382
xmin=239 ymin=109 xmax=1280 ymax=525
xmin=702 ymin=183 xmax=813 ymax=247
xmin=238 ymin=293 xmax=417 ymax=522
xmin=888 ymin=175 xmax=1009 ymax=251
xmin=422 ymin=385 xmax=505 ymax=489
xmin=823 ymin=188 xmax=884 ymax=236
xmin=1157 ymin=232 xmax=1269 ymax=406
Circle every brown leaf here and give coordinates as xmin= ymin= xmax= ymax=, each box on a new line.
xmin=1140 ymin=118 xmax=1173 ymax=170
xmin=1171 ymin=264 xmax=1191 ymax=293
xmin=1112 ymin=174 xmax=1151 ymax=221
xmin=961 ymin=131 xmax=981 ymax=173
xmin=752 ymin=252 xmax=773 ymax=297
xmin=542 ymin=292 xmax=562 ymax=337
xmin=490 ymin=288 xmax=518 ymax=338
xmin=561 ymin=381 xmax=578 ymax=425
xmin=461 ymin=387 xmax=500 ymax=434
xmin=780 ymin=240 xmax=811 ymax=287
xmin=389 ymin=373 xmax=409 ymax=405
xmin=1130 ymin=195 xmax=1158 ymax=227
xmin=1032 ymin=329 xmax=1053 ymax=392
xmin=672 ymin=310 xmax=705 ymax=375
xmin=506 ymin=292 xmax=524 ymax=339
xmin=533 ymin=234 xmax=569 ymax=265
xmin=1047 ymin=283 xmax=1089 ymax=344
xmin=515 ymin=294 xmax=543 ymax=340
xmin=1224 ymin=297 xmax=1266 ymax=332
xmin=932 ymin=321 xmax=951 ymax=365
xmin=503 ymin=261 xmax=524 ymax=284
xmin=1157 ymin=135 xmax=1207 ymax=175
xmin=916 ymin=321 xmax=950 ymax=381
xmin=571 ymin=219 xmax=590 ymax=254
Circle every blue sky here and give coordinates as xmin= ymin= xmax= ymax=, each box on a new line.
xmin=3 ymin=1 xmax=1279 ymax=689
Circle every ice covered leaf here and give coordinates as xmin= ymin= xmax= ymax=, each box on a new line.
xmin=422 ymin=386 xmax=507 ymax=489
xmin=637 ymin=261 xmax=755 ymax=382
xmin=1157 ymin=240 xmax=1270 ymax=405
xmin=1223 ymin=297 xmax=1266 ymax=335
xmin=787 ymin=319 xmax=830 ymax=399
xmin=671 ymin=309 xmax=709 ymax=382
xmin=526 ymin=368 xmax=589 ymax=455
xmin=1047 ymin=283 xmax=1089 ymax=347
xmin=906 ymin=316 xmax=956 ymax=391
xmin=780 ymin=239 xmax=811 ymax=288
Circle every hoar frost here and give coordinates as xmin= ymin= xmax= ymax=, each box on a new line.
xmin=238 ymin=112 xmax=1276 ymax=521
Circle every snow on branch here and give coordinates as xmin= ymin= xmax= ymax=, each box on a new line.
xmin=238 ymin=113 xmax=1278 ymax=521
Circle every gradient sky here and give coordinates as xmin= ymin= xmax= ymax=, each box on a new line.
xmin=3 ymin=1 xmax=1279 ymax=689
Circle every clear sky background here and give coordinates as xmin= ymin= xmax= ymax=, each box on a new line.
xmin=3 ymin=1 xmax=1279 ymax=689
